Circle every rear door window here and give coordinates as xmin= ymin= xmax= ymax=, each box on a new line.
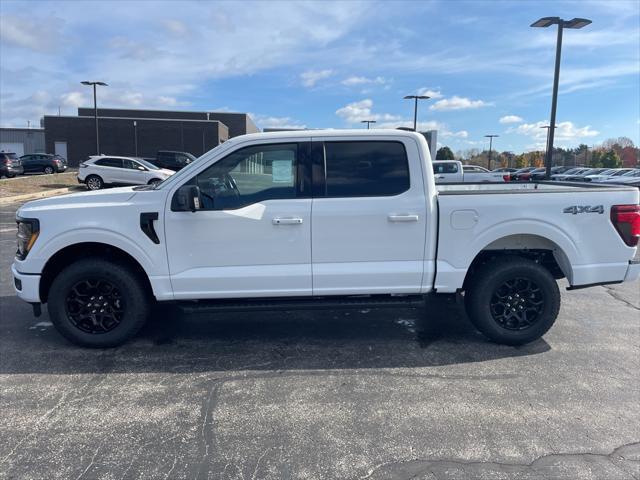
xmin=322 ymin=141 xmax=410 ymax=197
xmin=95 ymin=158 xmax=123 ymax=168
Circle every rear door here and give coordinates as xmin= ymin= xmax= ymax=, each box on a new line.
xmin=310 ymin=137 xmax=427 ymax=295
xmin=93 ymin=157 xmax=123 ymax=183
xmin=433 ymin=161 xmax=462 ymax=183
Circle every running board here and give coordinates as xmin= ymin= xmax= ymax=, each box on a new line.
xmin=177 ymin=294 xmax=426 ymax=314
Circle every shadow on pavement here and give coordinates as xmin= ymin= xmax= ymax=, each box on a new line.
xmin=0 ymin=294 xmax=550 ymax=374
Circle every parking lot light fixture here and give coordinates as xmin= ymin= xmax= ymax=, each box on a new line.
xmin=531 ymin=16 xmax=591 ymax=179
xmin=403 ymin=95 xmax=430 ymax=131
xmin=81 ymin=81 xmax=108 ymax=155
xmin=484 ymin=134 xmax=499 ymax=170
xmin=361 ymin=120 xmax=377 ymax=129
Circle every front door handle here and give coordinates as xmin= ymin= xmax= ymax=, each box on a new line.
xmin=273 ymin=217 xmax=303 ymax=225
xmin=388 ymin=214 xmax=419 ymax=222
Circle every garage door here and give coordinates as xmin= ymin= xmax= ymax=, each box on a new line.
xmin=0 ymin=142 xmax=24 ymax=157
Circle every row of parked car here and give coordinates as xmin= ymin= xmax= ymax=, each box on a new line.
xmin=0 ymin=152 xmax=68 ymax=178
xmin=495 ymin=166 xmax=640 ymax=185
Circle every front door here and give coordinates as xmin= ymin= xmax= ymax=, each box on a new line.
xmin=311 ymin=138 xmax=427 ymax=295
xmin=164 ymin=141 xmax=312 ymax=299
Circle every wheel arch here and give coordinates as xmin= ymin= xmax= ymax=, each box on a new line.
xmin=462 ymin=233 xmax=574 ymax=290
xmin=39 ymin=242 xmax=153 ymax=303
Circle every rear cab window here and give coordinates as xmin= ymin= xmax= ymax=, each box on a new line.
xmin=433 ymin=162 xmax=458 ymax=174
xmin=322 ymin=141 xmax=410 ymax=197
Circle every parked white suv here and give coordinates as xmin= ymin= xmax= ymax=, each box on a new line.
xmin=78 ymin=155 xmax=175 ymax=190
xmin=12 ymin=130 xmax=640 ymax=348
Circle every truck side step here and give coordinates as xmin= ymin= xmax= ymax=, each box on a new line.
xmin=177 ymin=294 xmax=426 ymax=314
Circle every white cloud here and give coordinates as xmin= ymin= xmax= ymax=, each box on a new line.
xmin=335 ymin=99 xmax=402 ymax=124
xmin=417 ymin=88 xmax=443 ymax=99
xmin=250 ymin=113 xmax=307 ymax=130
xmin=162 ymin=19 xmax=189 ymax=37
xmin=300 ymin=69 xmax=333 ymax=87
xmin=430 ymin=96 xmax=491 ymax=111
xmin=0 ymin=14 xmax=64 ymax=52
xmin=509 ymin=120 xmax=599 ymax=148
xmin=499 ymin=115 xmax=523 ymax=124
xmin=341 ymin=75 xmax=387 ymax=86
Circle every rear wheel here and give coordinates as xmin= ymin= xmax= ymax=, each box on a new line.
xmin=43 ymin=166 xmax=54 ymax=174
xmin=86 ymin=175 xmax=103 ymax=190
xmin=465 ymin=256 xmax=560 ymax=345
xmin=48 ymin=259 xmax=150 ymax=347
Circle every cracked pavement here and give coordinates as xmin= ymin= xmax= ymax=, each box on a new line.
xmin=1 ymin=202 xmax=639 ymax=479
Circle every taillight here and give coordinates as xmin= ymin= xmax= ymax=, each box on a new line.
xmin=611 ymin=205 xmax=640 ymax=247
xmin=503 ymin=174 xmax=511 ymax=182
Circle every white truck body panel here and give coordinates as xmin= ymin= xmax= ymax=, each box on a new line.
xmin=12 ymin=130 xmax=640 ymax=307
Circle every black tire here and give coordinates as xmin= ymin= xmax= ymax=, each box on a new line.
xmin=48 ymin=259 xmax=150 ymax=348
xmin=85 ymin=175 xmax=103 ymax=190
xmin=43 ymin=166 xmax=55 ymax=174
xmin=6 ymin=173 xmax=15 ymax=178
xmin=465 ymin=256 xmax=560 ymax=345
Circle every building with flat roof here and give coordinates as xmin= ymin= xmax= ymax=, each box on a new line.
xmin=43 ymin=108 xmax=258 ymax=167
xmin=0 ymin=128 xmax=45 ymax=156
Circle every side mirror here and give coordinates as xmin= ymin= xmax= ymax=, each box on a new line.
xmin=137 ymin=166 xmax=146 ymax=171
xmin=172 ymin=185 xmax=201 ymax=212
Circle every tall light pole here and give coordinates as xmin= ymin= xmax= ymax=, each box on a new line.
xmin=361 ymin=120 xmax=377 ymax=129
xmin=484 ymin=134 xmax=499 ymax=170
xmin=540 ymin=125 xmax=557 ymax=166
xmin=403 ymin=95 xmax=430 ymax=131
xmin=531 ymin=17 xmax=591 ymax=179
xmin=81 ymin=81 xmax=108 ymax=155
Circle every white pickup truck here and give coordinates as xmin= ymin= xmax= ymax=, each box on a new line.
xmin=433 ymin=160 xmax=510 ymax=183
xmin=12 ymin=130 xmax=640 ymax=348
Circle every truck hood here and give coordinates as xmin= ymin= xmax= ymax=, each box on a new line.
xmin=17 ymin=187 xmax=138 ymax=216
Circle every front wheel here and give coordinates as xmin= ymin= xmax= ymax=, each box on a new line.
xmin=48 ymin=259 xmax=150 ymax=347
xmin=465 ymin=256 xmax=560 ymax=345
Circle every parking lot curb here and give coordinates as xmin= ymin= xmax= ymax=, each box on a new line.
xmin=0 ymin=187 xmax=81 ymax=206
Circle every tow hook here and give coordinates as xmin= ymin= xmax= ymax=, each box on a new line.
xmin=31 ymin=303 xmax=42 ymax=317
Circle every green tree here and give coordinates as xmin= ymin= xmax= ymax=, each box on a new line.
xmin=600 ymin=149 xmax=622 ymax=168
xmin=436 ymin=146 xmax=455 ymax=160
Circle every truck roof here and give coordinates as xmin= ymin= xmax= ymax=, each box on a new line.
xmin=229 ymin=128 xmax=426 ymax=143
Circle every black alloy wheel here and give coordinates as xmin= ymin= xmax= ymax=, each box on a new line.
xmin=489 ymin=277 xmax=544 ymax=331
xmin=65 ymin=279 xmax=125 ymax=334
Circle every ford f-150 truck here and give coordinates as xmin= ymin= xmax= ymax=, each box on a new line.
xmin=12 ymin=130 xmax=640 ymax=348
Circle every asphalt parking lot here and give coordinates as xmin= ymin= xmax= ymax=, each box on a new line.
xmin=0 ymin=201 xmax=638 ymax=480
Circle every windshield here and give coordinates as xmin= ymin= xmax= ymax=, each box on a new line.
xmin=135 ymin=158 xmax=160 ymax=170
xmin=611 ymin=169 xmax=631 ymax=176
xmin=621 ymin=170 xmax=640 ymax=177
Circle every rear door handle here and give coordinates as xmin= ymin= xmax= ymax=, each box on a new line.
xmin=388 ymin=214 xmax=419 ymax=222
xmin=273 ymin=217 xmax=303 ymax=225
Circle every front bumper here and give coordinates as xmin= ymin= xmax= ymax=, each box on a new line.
xmin=12 ymin=263 xmax=41 ymax=303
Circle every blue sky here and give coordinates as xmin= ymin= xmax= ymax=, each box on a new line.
xmin=1 ymin=0 xmax=638 ymax=153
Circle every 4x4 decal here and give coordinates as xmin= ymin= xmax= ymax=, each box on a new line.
xmin=563 ymin=205 xmax=604 ymax=215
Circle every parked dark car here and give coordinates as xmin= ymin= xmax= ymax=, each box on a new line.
xmin=511 ymin=167 xmax=538 ymax=181
xmin=20 ymin=153 xmax=68 ymax=174
xmin=146 ymin=150 xmax=197 ymax=171
xmin=529 ymin=166 xmax=574 ymax=181
xmin=0 ymin=152 xmax=24 ymax=178
xmin=491 ymin=167 xmax=518 ymax=173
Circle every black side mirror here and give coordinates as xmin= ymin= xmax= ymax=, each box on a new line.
xmin=172 ymin=185 xmax=201 ymax=212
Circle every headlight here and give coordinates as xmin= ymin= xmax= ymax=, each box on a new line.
xmin=16 ymin=217 xmax=39 ymax=260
